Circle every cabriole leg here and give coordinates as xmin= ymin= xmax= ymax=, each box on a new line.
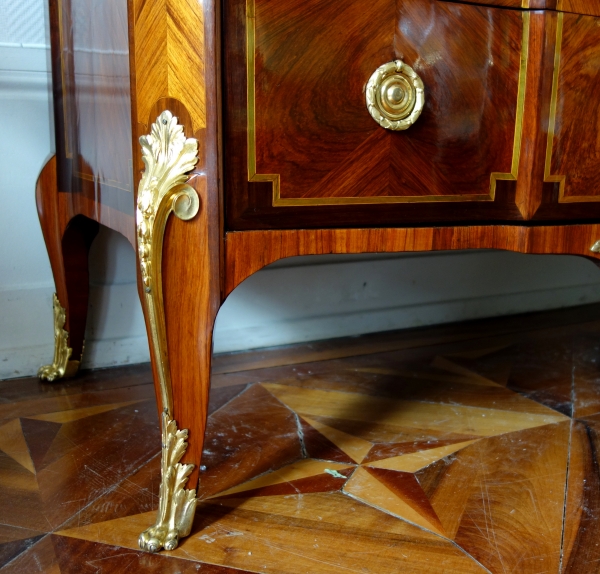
xmin=35 ymin=157 xmax=98 ymax=381
xmin=136 ymin=111 xmax=219 ymax=552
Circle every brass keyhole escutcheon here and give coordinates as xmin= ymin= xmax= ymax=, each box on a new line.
xmin=366 ymin=60 xmax=425 ymax=131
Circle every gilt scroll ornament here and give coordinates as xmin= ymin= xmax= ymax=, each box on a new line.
xmin=136 ymin=111 xmax=200 ymax=552
xmin=38 ymin=293 xmax=79 ymax=382
xmin=366 ymin=60 xmax=425 ymax=131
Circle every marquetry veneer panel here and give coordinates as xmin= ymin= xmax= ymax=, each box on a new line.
xmin=251 ymin=0 xmax=524 ymax=206
xmin=546 ymin=12 xmax=600 ymax=203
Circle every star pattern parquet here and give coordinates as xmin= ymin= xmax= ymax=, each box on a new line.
xmin=3 ymin=304 xmax=600 ymax=572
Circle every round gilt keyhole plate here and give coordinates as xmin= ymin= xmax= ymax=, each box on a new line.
xmin=366 ymin=60 xmax=425 ymax=131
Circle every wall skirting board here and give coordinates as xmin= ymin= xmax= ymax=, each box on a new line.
xmin=3 ymin=42 xmax=600 ymax=380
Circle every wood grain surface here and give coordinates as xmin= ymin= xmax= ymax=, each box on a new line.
xmin=253 ymin=0 xmax=521 ymax=204
xmin=132 ymin=0 xmax=206 ymax=136
xmin=226 ymin=0 xmax=600 ymax=228
xmin=557 ymin=0 xmax=600 ymax=17
xmin=224 ymin=225 xmax=600 ymax=296
xmin=225 ymin=0 xmax=535 ymax=228
xmin=514 ymin=12 xmax=556 ymax=220
xmin=457 ymin=0 xmax=600 ymax=15
xmin=547 ymin=12 xmax=600 ymax=203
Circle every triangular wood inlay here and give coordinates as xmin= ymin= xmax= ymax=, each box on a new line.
xmin=211 ymin=459 xmax=354 ymax=499
xmin=344 ymin=467 xmax=446 ymax=537
xmin=367 ymin=440 xmax=478 ymax=472
xmin=363 ymin=438 xmax=481 ymax=463
xmin=19 ymin=419 xmax=62 ymax=472
xmin=215 ymin=468 xmax=354 ymax=499
xmin=415 ymin=454 xmax=458 ymax=499
xmin=300 ymin=415 xmax=372 ymax=463
xmin=299 ymin=418 xmax=355 ymax=464
xmin=26 ymin=400 xmax=145 ymax=424
xmin=432 ymin=357 xmax=503 ymax=387
xmin=365 ymin=466 xmax=445 ymax=535
xmin=0 ymin=419 xmax=35 ymax=474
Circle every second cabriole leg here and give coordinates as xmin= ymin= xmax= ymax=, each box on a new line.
xmin=36 ymin=157 xmax=99 ymax=381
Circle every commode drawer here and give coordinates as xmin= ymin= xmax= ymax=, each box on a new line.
xmin=225 ymin=0 xmax=527 ymax=229
xmin=223 ymin=0 xmax=600 ymax=229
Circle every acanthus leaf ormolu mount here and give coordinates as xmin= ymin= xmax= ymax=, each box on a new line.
xmin=35 ymin=0 xmax=600 ymax=554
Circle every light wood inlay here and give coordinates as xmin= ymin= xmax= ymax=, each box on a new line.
xmin=133 ymin=0 xmax=206 ymax=131
xmin=214 ymin=459 xmax=354 ymax=498
xmin=300 ymin=415 xmax=373 ymax=463
xmin=27 ymin=401 xmax=144 ymax=424
xmin=261 ymin=383 xmax=566 ymax=437
xmin=366 ymin=440 xmax=479 ymax=472
xmin=0 ymin=420 xmax=35 ymax=474
xmin=344 ymin=467 xmax=447 ymax=536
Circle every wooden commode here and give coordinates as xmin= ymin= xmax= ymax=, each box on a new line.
xmin=35 ymin=0 xmax=600 ymax=553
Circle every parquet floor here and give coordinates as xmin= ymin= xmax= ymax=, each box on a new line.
xmin=3 ymin=305 xmax=600 ymax=572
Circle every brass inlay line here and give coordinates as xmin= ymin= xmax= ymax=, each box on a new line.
xmin=246 ymin=3 xmax=529 ymax=207
xmin=544 ymin=13 xmax=594 ymax=203
xmin=490 ymin=10 xmax=530 ymax=197
xmin=246 ymin=0 xmax=280 ymax=197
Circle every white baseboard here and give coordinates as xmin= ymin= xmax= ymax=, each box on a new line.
xmin=214 ymin=283 xmax=600 ymax=353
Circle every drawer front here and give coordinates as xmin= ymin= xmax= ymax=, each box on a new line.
xmin=225 ymin=0 xmax=527 ymax=229
xmin=253 ymin=0 xmax=523 ymax=206
xmin=540 ymin=12 xmax=600 ymax=210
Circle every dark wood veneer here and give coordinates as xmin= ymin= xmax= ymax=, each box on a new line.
xmin=224 ymin=0 xmax=522 ymax=230
xmin=549 ymin=12 xmax=600 ymax=203
xmin=255 ymin=0 xmax=521 ymax=204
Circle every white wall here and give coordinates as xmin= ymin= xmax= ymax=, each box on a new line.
xmin=2 ymin=0 xmax=600 ymax=380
